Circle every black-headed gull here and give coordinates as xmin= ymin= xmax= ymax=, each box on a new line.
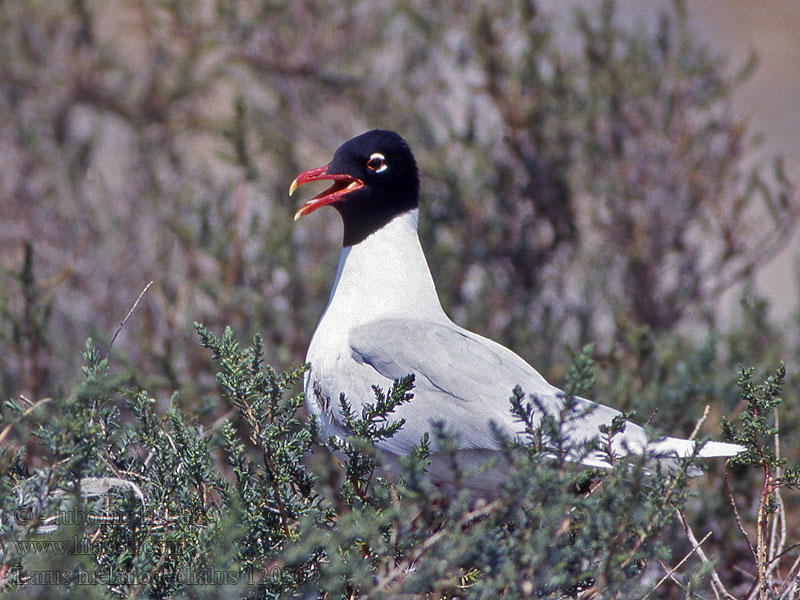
xmin=291 ymin=129 xmax=743 ymax=491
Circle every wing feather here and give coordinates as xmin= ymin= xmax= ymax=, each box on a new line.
xmin=347 ymin=319 xmax=643 ymax=458
xmin=342 ymin=318 xmax=743 ymax=466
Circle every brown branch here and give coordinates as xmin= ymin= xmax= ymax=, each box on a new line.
xmin=265 ymin=453 xmax=292 ymax=540
xmin=724 ymin=463 xmax=758 ymax=564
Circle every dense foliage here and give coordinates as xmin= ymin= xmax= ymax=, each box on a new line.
xmin=1 ymin=0 xmax=799 ymax=598
xmin=1 ymin=330 xmax=797 ymax=598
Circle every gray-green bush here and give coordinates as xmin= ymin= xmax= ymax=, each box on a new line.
xmin=1 ymin=0 xmax=799 ymax=598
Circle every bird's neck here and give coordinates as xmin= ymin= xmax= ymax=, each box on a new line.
xmin=322 ymin=209 xmax=447 ymax=328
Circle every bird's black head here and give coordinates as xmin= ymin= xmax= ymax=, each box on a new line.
xmin=290 ymin=130 xmax=420 ymax=246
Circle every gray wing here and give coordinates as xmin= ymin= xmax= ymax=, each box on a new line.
xmin=348 ymin=318 xmax=646 ymax=462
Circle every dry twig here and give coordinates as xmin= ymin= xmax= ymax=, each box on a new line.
xmin=677 ymin=509 xmax=737 ymax=600
xmin=105 ymin=280 xmax=153 ymax=359
xmin=643 ymin=530 xmax=712 ymax=600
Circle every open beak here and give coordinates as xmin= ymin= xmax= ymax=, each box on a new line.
xmin=289 ymin=165 xmax=364 ymax=221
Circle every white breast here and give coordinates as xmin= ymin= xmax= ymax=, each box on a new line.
xmin=304 ymin=209 xmax=448 ymax=441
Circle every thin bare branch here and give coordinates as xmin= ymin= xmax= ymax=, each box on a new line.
xmin=725 ymin=464 xmax=758 ymax=564
xmin=766 ymin=407 xmax=787 ymax=579
xmin=775 ymin=552 xmax=800 ymax=600
xmin=689 ymin=405 xmax=710 ymax=441
xmin=0 ymin=395 xmax=53 ymax=446
xmin=642 ymin=530 xmax=712 ymax=600
xmin=106 ymin=281 xmax=153 ymax=359
xmin=677 ymin=509 xmax=737 ymax=600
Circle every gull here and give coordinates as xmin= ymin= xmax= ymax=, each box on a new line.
xmin=290 ymin=129 xmax=743 ymax=492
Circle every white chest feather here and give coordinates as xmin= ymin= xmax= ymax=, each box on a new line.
xmin=304 ymin=210 xmax=447 ymax=436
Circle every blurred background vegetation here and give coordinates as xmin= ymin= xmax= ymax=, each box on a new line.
xmin=1 ymin=0 xmax=800 ymax=597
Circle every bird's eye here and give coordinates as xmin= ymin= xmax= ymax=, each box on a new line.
xmin=366 ymin=153 xmax=387 ymax=173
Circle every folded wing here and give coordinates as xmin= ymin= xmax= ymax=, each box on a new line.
xmin=348 ymin=318 xmax=743 ymax=467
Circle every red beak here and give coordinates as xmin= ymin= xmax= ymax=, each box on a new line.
xmin=289 ymin=165 xmax=364 ymax=221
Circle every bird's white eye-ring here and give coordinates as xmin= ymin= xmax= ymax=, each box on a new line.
xmin=366 ymin=153 xmax=387 ymax=173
